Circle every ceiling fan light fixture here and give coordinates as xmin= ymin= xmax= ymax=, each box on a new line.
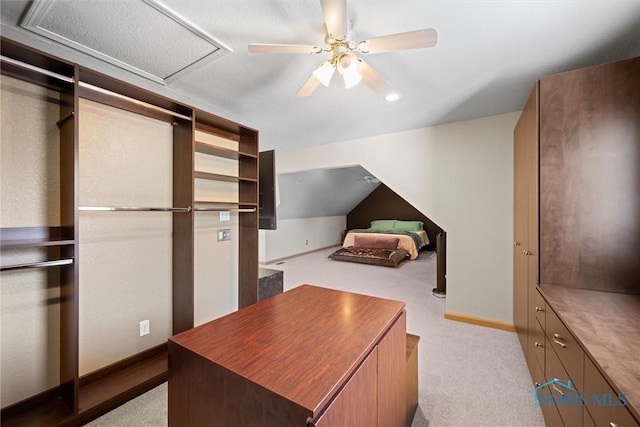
xmin=336 ymin=51 xmax=362 ymax=89
xmin=336 ymin=51 xmax=355 ymax=73
xmin=341 ymin=66 xmax=363 ymax=88
xmin=313 ymin=60 xmax=335 ymax=87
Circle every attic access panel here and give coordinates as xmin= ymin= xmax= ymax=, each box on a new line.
xmin=20 ymin=0 xmax=231 ymax=85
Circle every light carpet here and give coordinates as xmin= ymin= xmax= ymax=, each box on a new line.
xmin=87 ymin=246 xmax=544 ymax=427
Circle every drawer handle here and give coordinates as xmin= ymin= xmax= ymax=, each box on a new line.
xmin=535 ymin=341 xmax=543 ymax=348
xmin=523 ymin=250 xmax=532 ymax=255
xmin=535 ymin=306 xmax=544 ymax=312
xmin=553 ymin=334 xmax=567 ymax=348
xmin=610 ymin=423 xmax=619 ymax=427
xmin=551 ymin=383 xmax=565 ymax=396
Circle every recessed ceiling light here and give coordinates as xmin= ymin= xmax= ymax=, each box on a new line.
xmin=385 ymin=92 xmax=400 ymax=102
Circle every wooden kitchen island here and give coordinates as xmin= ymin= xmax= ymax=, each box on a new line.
xmin=168 ymin=284 xmax=407 ymax=427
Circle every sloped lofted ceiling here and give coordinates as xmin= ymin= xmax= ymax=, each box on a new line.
xmin=277 ymin=166 xmax=380 ymax=219
xmin=2 ymin=1 xmax=640 ymax=152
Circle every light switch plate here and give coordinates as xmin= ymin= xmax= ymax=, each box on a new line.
xmin=219 ymin=211 xmax=230 ymax=221
xmin=217 ymin=229 xmax=231 ymax=241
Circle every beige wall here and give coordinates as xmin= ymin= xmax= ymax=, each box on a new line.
xmin=269 ymin=112 xmax=518 ymax=324
xmin=194 ymin=212 xmax=239 ymax=326
xmin=259 ymin=216 xmax=345 ymax=263
xmin=78 ymin=99 xmax=174 ymax=375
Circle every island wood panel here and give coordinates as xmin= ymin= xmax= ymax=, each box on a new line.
xmin=310 ymin=350 xmax=378 ymax=427
xmin=378 ymin=311 xmax=407 ymax=427
xmin=539 ymin=56 xmax=640 ymax=293
xmin=168 ymin=284 xmax=406 ymax=426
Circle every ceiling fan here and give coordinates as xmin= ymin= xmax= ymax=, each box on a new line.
xmin=248 ymin=0 xmax=438 ymax=97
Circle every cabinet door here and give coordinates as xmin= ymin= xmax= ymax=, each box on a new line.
xmin=513 ymin=97 xmax=530 ymax=351
xmin=539 ymin=56 xmax=640 ymax=293
xmin=514 ymin=83 xmax=539 ymax=369
xmin=378 ymin=312 xmax=407 ymax=427
xmin=584 ymin=356 xmax=639 ymax=427
xmin=311 ymin=349 xmax=378 ymax=427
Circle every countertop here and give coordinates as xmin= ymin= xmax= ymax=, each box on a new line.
xmin=538 ymin=285 xmax=640 ymax=421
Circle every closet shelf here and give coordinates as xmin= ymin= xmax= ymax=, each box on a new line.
xmin=194 ymin=171 xmax=257 ymax=183
xmin=1 ymin=258 xmax=73 ymax=271
xmin=194 ymin=207 xmax=256 ymax=213
xmin=1 ymin=238 xmax=75 ymax=249
xmin=195 ymin=141 xmax=257 ymax=160
xmin=194 ymin=200 xmax=258 ymax=207
xmin=0 ymin=227 xmax=74 ymax=249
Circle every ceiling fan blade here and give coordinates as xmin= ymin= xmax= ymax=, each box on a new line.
xmin=358 ymin=28 xmax=438 ymax=54
xmin=248 ymin=44 xmax=321 ymax=54
xmin=297 ymin=75 xmax=321 ymax=97
xmin=321 ymin=0 xmax=348 ymax=41
xmin=357 ymin=59 xmax=390 ymax=93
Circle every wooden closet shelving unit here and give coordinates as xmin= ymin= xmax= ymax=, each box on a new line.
xmin=0 ymin=37 xmax=259 ymax=426
xmin=192 ymin=110 xmax=259 ymax=309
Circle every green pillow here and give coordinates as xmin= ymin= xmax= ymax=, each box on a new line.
xmin=370 ymin=219 xmax=396 ymax=230
xmin=393 ymin=220 xmax=424 ymax=231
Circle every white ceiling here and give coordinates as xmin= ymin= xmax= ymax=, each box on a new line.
xmin=2 ymin=0 xmax=640 ymax=153
xmin=277 ymin=166 xmax=379 ymax=219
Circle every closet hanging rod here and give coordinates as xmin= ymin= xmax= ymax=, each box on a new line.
xmin=194 ymin=207 xmax=256 ymax=213
xmin=79 ymin=206 xmax=192 ymax=212
xmin=78 ymin=82 xmax=192 ymax=121
xmin=0 ymin=55 xmax=75 ymax=83
xmin=1 ymin=258 xmax=74 ymax=272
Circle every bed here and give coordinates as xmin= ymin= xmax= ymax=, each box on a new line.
xmin=342 ymin=220 xmax=429 ymax=260
xmin=329 ymin=220 xmax=429 ymax=267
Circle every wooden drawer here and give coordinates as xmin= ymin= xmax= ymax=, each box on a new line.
xmin=545 ymin=306 xmax=584 ymax=391
xmin=531 ymin=357 xmax=564 ymax=427
xmin=545 ymin=337 xmax=584 ymax=427
xmin=534 ymin=289 xmax=546 ymax=329
xmin=542 ymin=401 xmax=565 ymax=427
xmin=532 ymin=318 xmax=545 ymax=373
xmin=584 ymin=410 xmax=596 ymax=427
xmin=584 ymin=356 xmax=639 ymax=427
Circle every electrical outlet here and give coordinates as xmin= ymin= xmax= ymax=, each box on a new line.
xmin=305 ymin=239 xmax=308 ymax=245
xmin=217 ymin=229 xmax=231 ymax=241
xmin=219 ymin=211 xmax=230 ymax=221
xmin=139 ymin=320 xmax=150 ymax=337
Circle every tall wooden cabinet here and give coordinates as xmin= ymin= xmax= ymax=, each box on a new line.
xmin=1 ymin=37 xmax=259 ymax=426
xmin=514 ymin=56 xmax=640 ymax=426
